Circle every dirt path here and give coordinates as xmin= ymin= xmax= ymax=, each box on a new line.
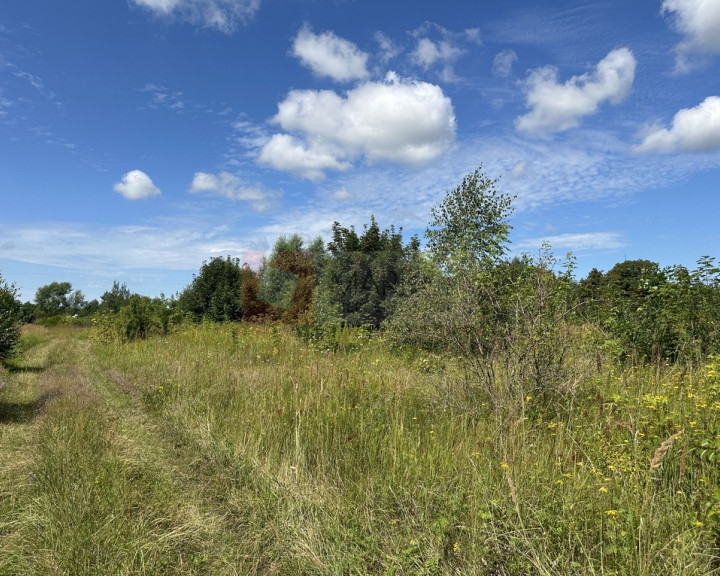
xmin=0 ymin=328 xmax=265 ymax=575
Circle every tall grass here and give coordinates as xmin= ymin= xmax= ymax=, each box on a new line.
xmin=2 ymin=324 xmax=718 ymax=573
xmin=91 ymin=324 xmax=720 ymax=575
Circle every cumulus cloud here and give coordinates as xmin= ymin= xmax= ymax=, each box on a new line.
xmin=662 ymin=0 xmax=720 ymax=71
xmin=258 ymin=72 xmax=455 ymax=179
xmin=113 ymin=170 xmax=162 ymax=200
xmin=516 ymin=48 xmax=636 ymax=136
xmin=189 ymin=171 xmax=277 ymax=211
xmin=634 ymin=96 xmax=720 ymax=154
xmin=130 ymin=0 xmax=260 ymax=33
xmin=258 ymin=135 xmax=351 ymax=182
xmin=291 ymin=25 xmax=369 ymax=82
xmin=492 ymin=49 xmax=518 ymax=78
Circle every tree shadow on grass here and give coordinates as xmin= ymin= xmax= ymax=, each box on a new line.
xmin=0 ymin=391 xmax=57 ymax=424
xmin=2 ymin=364 xmax=45 ymax=375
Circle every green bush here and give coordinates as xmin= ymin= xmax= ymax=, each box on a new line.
xmin=0 ymin=272 xmax=20 ymax=361
xmin=92 ymin=295 xmax=184 ymax=343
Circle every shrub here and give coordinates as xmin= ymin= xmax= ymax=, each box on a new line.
xmin=0 ymin=273 xmax=20 ymax=361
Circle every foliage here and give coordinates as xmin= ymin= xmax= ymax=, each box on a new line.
xmin=177 ymin=256 xmax=244 ymax=322
xmin=252 ymin=234 xmax=316 ymax=324
xmin=34 ymin=281 xmax=87 ymax=319
xmin=425 ymin=166 xmax=513 ymax=272
xmin=576 ymin=256 xmax=720 ymax=363
xmin=100 ymin=281 xmax=131 ymax=313
xmin=0 ymin=272 xmax=20 ymax=361
xmin=321 ymin=215 xmax=420 ymax=328
xmin=92 ymin=295 xmax=182 ymax=343
xmin=389 ymin=168 xmax=580 ymax=413
xmin=390 ymin=242 xmax=579 ymax=413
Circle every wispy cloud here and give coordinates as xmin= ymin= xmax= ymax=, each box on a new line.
xmin=130 ymin=0 xmax=261 ymax=33
xmin=515 ymin=232 xmax=626 ymax=253
xmin=0 ymin=222 xmax=262 ymax=277
xmin=516 ymin=48 xmax=636 ymax=135
xmin=409 ymin=22 xmax=475 ymax=82
xmin=188 ymin=171 xmax=279 ymax=211
xmin=492 ymin=49 xmax=518 ymax=78
xmin=139 ymin=84 xmax=187 ymax=112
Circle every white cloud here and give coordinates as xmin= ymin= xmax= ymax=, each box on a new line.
xmin=516 ymin=47 xmax=636 ymax=135
xmin=258 ymin=73 xmax=455 ymax=179
xmin=0 ymin=221 xmax=262 ymax=277
xmin=374 ymin=32 xmax=400 ymax=64
xmin=140 ymin=84 xmax=187 ymax=112
xmin=509 ymin=160 xmax=527 ymax=179
xmin=113 ymin=170 xmax=162 ymax=200
xmin=411 ymin=37 xmax=463 ymax=69
xmin=0 ymin=92 xmax=11 ymax=118
xmin=333 ymin=188 xmax=354 ymax=200
xmin=662 ymin=0 xmax=720 ymax=71
xmin=516 ymin=232 xmax=625 ymax=253
xmin=464 ymin=28 xmax=482 ymax=44
xmin=634 ymin=96 xmax=720 ymax=154
xmin=130 ymin=0 xmax=260 ymax=33
xmin=189 ymin=171 xmax=277 ymax=211
xmin=408 ymin=22 xmax=472 ymax=82
xmin=258 ymin=135 xmax=351 ymax=182
xmin=492 ymin=49 xmax=518 ymax=78
xmin=291 ymin=25 xmax=369 ymax=82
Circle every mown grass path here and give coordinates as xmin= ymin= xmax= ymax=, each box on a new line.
xmin=0 ymin=327 xmax=269 ymax=575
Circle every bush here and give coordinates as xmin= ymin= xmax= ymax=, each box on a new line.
xmin=0 ymin=273 xmax=20 ymax=361
xmin=92 ymin=295 xmax=184 ymax=343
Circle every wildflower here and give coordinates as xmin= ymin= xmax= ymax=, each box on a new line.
xmin=500 ymin=462 xmax=509 ymax=469
xmin=453 ymin=542 xmax=461 ymax=553
xmin=599 ymin=486 xmax=608 ymax=493
xmin=547 ymin=421 xmax=557 ymax=429
xmin=605 ymin=510 xmax=618 ymax=516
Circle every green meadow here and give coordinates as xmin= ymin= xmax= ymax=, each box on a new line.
xmin=1 ymin=323 xmax=718 ymax=575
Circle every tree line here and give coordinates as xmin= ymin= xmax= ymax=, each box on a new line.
xmin=2 ymin=166 xmax=719 ymax=384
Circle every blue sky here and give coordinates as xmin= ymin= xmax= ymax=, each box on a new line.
xmin=1 ymin=0 xmax=719 ymax=301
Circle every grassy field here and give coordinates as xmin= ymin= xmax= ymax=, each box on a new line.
xmin=1 ymin=324 xmax=719 ymax=575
